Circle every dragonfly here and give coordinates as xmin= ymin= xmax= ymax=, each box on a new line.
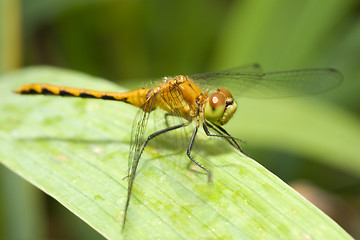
xmin=15 ymin=64 xmax=342 ymax=230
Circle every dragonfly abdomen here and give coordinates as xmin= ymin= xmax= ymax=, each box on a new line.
xmin=15 ymin=83 xmax=151 ymax=109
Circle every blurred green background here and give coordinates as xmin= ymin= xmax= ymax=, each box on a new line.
xmin=1 ymin=0 xmax=360 ymax=239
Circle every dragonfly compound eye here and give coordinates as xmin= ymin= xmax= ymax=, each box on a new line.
xmin=218 ymin=88 xmax=232 ymax=98
xmin=204 ymin=89 xmax=237 ymax=125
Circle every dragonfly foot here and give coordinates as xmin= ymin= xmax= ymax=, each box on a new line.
xmin=122 ymin=175 xmax=129 ymax=180
xmin=207 ymin=170 xmax=213 ymax=183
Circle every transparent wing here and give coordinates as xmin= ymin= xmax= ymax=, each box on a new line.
xmin=128 ymin=95 xmax=156 ymax=182
xmin=127 ymin=81 xmax=192 ymax=194
xmin=124 ymin=93 xmax=155 ymax=227
xmin=221 ymin=63 xmax=262 ymax=73
xmin=191 ymin=68 xmax=342 ymax=98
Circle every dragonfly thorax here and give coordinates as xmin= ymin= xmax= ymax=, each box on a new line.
xmin=204 ymin=88 xmax=237 ymax=125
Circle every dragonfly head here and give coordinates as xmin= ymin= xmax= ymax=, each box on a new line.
xmin=204 ymin=88 xmax=237 ymax=125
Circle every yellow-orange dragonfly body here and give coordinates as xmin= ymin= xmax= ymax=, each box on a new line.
xmin=15 ymin=65 xmax=342 ymax=229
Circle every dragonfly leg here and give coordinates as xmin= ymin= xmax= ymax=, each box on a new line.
xmin=187 ymin=126 xmax=212 ymax=182
xmin=203 ymin=122 xmax=246 ymax=155
xmin=123 ymin=121 xmax=189 ymax=231
xmin=164 ymin=113 xmax=174 ymax=127
xmin=164 ymin=113 xmax=188 ymax=128
xmin=204 ymin=122 xmax=238 ymax=149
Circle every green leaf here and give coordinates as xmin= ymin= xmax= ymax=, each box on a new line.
xmin=0 ymin=66 xmax=352 ymax=239
xmin=228 ymin=98 xmax=360 ymax=178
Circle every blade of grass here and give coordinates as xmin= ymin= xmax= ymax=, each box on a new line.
xmin=228 ymin=97 xmax=360 ymax=178
xmin=0 ymin=66 xmax=352 ymax=239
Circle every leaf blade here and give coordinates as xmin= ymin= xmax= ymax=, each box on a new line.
xmin=0 ymin=66 xmax=352 ymax=239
